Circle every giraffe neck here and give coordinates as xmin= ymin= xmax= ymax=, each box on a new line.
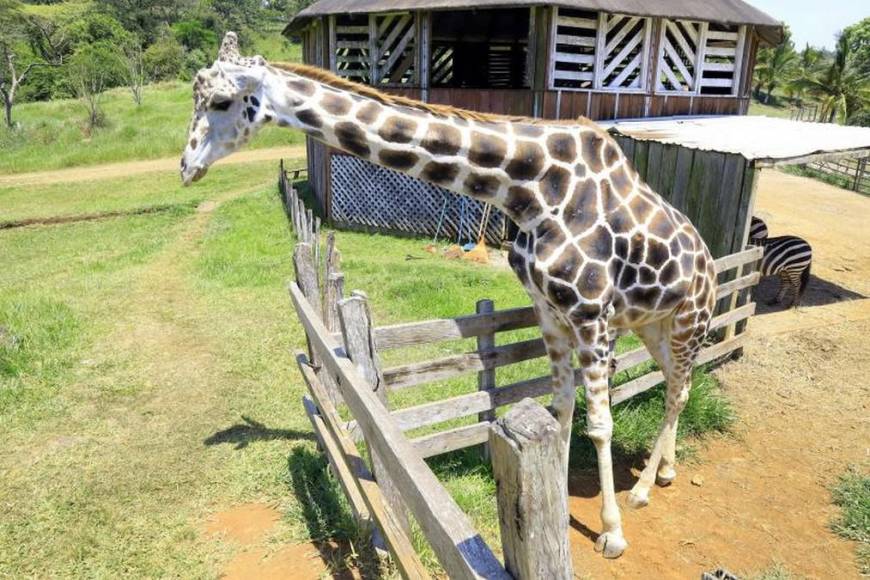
xmin=259 ymin=66 xmax=621 ymax=231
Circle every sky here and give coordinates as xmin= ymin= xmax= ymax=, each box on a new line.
xmin=748 ymin=0 xmax=867 ymax=50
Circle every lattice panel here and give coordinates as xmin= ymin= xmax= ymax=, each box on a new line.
xmin=698 ymin=24 xmax=745 ymax=95
xmin=431 ymin=45 xmax=454 ymax=85
xmin=597 ymin=14 xmax=651 ymax=90
xmin=374 ymin=13 xmax=417 ymax=86
xmin=335 ymin=15 xmax=371 ymax=83
xmin=657 ymin=19 xmax=703 ymax=93
xmin=331 ymin=155 xmax=507 ymax=245
xmin=551 ymin=8 xmax=599 ymax=89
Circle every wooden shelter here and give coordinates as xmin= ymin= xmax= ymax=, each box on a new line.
xmin=284 ymin=0 xmax=782 ymax=244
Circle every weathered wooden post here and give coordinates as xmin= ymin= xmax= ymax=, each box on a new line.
xmin=490 ymin=398 xmax=573 ymax=580
xmin=293 ymin=243 xmax=321 ymax=366
xmin=476 ymin=299 xmax=496 ymax=459
xmin=321 ymin=232 xmax=344 ymax=405
xmin=338 ymin=292 xmax=413 ymax=539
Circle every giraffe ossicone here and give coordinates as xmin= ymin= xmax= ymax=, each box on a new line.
xmin=181 ymin=32 xmax=719 ymax=560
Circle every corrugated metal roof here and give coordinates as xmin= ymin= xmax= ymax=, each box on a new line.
xmin=286 ymin=0 xmax=782 ymax=39
xmin=603 ymin=116 xmax=870 ymax=167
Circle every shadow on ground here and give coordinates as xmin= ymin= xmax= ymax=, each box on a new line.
xmin=285 ymin=446 xmax=380 ymax=578
xmin=203 ymin=416 xmax=315 ymax=449
xmin=754 ymin=274 xmax=865 ymax=314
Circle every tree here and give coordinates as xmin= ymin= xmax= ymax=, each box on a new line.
xmin=790 ymin=32 xmax=870 ymax=124
xmin=754 ymin=28 xmax=798 ymax=104
xmin=142 ymin=35 xmax=184 ymax=81
xmin=844 ymin=17 xmax=870 ymax=76
xmin=0 ymin=0 xmax=60 ymax=128
xmin=65 ymin=42 xmax=124 ymax=132
xmin=122 ymin=39 xmax=146 ymax=105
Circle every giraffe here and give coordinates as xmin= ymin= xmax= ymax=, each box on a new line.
xmin=181 ymin=33 xmax=718 ymax=559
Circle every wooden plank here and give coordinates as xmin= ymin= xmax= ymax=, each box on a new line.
xmin=555 ymin=34 xmax=596 ymax=47
xmin=716 ymin=271 xmax=760 ymax=300
xmin=700 ymin=78 xmax=734 ymax=88
xmin=706 ymin=30 xmax=738 ymax=41
xmin=605 ymin=17 xmax=641 ymax=56
xmin=289 ymin=283 xmax=508 ymax=579
xmin=374 ymin=306 xmax=539 ymax=350
xmin=553 ymin=69 xmax=595 ymax=82
xmin=413 ymin=422 xmax=491 ymax=458
xmin=294 ymin=243 xmax=322 ymax=365
xmin=611 ymin=331 xmax=750 ymax=404
xmin=555 ymin=52 xmax=595 ymax=65
xmin=714 ymin=246 xmax=763 ymax=273
xmin=383 ymin=337 xmax=548 ymax=391
xmin=338 ymin=293 xmax=412 ymax=540
xmin=490 ymin=400 xmax=572 ymax=580
xmin=705 ymin=46 xmax=736 ymax=58
xmin=476 ymin=300 xmax=496 ymax=457
xmin=557 ymin=15 xmax=598 ymax=30
xmin=709 ymin=301 xmax=756 ymax=333
xmin=297 ymin=354 xmax=429 ymax=578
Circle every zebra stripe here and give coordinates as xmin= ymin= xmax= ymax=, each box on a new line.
xmin=760 ymin=235 xmax=812 ymax=307
xmin=749 ymin=216 xmax=768 ymax=244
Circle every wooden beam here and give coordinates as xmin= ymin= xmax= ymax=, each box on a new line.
xmin=490 ymin=399 xmax=572 ymax=579
xmin=289 ymin=283 xmax=508 ymax=579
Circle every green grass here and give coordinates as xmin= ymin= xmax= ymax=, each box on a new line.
xmin=831 ymin=469 xmax=870 ymax=574
xmin=0 ymin=80 xmax=305 ymax=175
xmin=781 ymin=163 xmax=861 ymax=193
xmin=0 ymin=163 xmax=736 ymax=576
xmin=748 ymin=98 xmax=795 ymax=119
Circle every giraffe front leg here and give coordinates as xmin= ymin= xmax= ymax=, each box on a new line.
xmin=577 ymin=320 xmax=627 ymax=559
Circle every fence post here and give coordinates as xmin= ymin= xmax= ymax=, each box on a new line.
xmin=338 ymin=292 xmax=413 ymax=540
xmin=476 ymin=299 xmax=496 ymax=460
xmin=294 ymin=243 xmax=321 ymax=366
xmin=321 ymin=232 xmax=344 ymax=406
xmin=490 ymin=398 xmax=573 ymax=580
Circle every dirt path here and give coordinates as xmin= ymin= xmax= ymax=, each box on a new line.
xmin=568 ymin=170 xmax=869 ymax=578
xmin=0 ymin=145 xmax=305 ymax=187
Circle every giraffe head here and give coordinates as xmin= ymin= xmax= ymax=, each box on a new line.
xmin=180 ymin=32 xmax=271 ymax=185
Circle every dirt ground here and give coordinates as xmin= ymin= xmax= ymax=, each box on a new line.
xmin=201 ymin=170 xmax=868 ymax=579
xmin=568 ymin=170 xmax=870 ymax=579
xmin=0 ymin=145 xmax=305 ymax=187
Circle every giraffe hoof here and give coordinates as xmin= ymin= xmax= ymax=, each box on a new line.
xmin=656 ymin=468 xmax=677 ymax=487
xmin=626 ymin=490 xmax=649 ymax=509
xmin=594 ymin=531 xmax=628 ymax=559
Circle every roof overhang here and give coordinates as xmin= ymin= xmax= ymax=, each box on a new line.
xmin=285 ymin=0 xmax=783 ymax=44
xmin=603 ymin=116 xmax=870 ymax=168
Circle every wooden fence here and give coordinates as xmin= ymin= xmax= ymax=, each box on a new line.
xmin=807 ymin=156 xmax=870 ymax=195
xmin=281 ymin=161 xmax=762 ymax=577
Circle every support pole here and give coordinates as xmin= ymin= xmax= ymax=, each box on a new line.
xmin=490 ymin=398 xmax=573 ymax=580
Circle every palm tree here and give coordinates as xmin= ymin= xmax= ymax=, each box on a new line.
xmin=754 ymin=30 xmax=798 ymax=104
xmin=790 ymin=33 xmax=870 ymax=123
xmin=784 ymin=44 xmax=825 ymax=104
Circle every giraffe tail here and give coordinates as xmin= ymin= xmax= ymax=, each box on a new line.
xmin=795 ymin=262 xmax=811 ymax=308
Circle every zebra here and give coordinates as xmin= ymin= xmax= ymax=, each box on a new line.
xmin=759 ymin=235 xmax=813 ymax=308
xmin=749 ymin=216 xmax=769 ymax=245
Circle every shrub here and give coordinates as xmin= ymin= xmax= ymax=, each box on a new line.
xmin=143 ymin=35 xmax=184 ymax=82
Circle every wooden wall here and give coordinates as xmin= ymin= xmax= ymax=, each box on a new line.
xmin=614 ymin=136 xmax=757 ymax=259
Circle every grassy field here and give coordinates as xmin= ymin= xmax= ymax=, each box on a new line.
xmin=0 ymin=143 xmax=737 ymax=577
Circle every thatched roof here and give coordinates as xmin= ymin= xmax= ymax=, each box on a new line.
xmin=286 ymin=0 xmax=782 ymax=43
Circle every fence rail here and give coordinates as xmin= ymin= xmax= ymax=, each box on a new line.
xmin=808 ymin=156 xmax=870 ymax=195
xmin=280 ymin=159 xmax=762 ymax=578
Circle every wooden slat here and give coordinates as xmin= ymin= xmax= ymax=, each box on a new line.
xmin=297 ymin=354 xmax=428 ymax=578
xmin=602 ymin=30 xmax=643 ymax=79
xmin=604 ymin=16 xmax=641 ymax=56
xmin=553 ymin=69 xmax=595 ymax=82
xmin=337 ymin=41 xmax=368 ymax=49
xmin=700 ymin=77 xmax=734 ymax=88
xmin=374 ymin=306 xmax=538 ymax=350
xmin=706 ymin=46 xmax=736 ymax=58
xmin=716 ymin=271 xmax=760 ymax=300
xmin=383 ymin=338 xmax=547 ymax=391
xmin=413 ymin=422 xmax=491 ymax=458
xmin=703 ymin=62 xmax=735 ymax=72
xmin=337 ymin=25 xmax=369 ymax=34
xmin=608 ymin=51 xmax=643 ymax=88
xmin=714 ymin=246 xmax=762 ymax=273
xmin=709 ymin=301 xmax=756 ymax=333
xmin=556 ymin=52 xmax=595 ymax=65
xmin=289 ymin=284 xmax=508 ymax=579
xmin=611 ymin=330 xmax=751 ymax=404
xmin=706 ymin=30 xmax=738 ymax=41
xmin=557 ymin=15 xmax=598 ymax=30
xmin=555 ymin=34 xmax=596 ymax=47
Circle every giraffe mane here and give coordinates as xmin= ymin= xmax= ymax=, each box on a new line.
xmin=271 ymin=62 xmax=601 ymax=129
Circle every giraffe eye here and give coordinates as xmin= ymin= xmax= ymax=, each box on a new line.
xmin=210 ymin=98 xmax=232 ymax=111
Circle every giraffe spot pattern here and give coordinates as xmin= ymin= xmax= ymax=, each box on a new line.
xmin=548 ymin=281 xmax=579 ymax=308
xmin=577 ymin=262 xmax=607 ymax=300
xmin=547 ymin=133 xmax=577 ymax=163
xmin=505 ymin=141 xmax=545 ymax=181
xmin=287 ymin=78 xmax=315 ymax=96
xmin=463 ymin=173 xmax=500 ymax=198
xmin=540 ymin=165 xmax=571 ymax=206
xmin=646 ymin=239 xmax=670 ymax=269
xmin=378 ymin=116 xmax=417 ymax=144
xmin=421 ymin=161 xmax=459 ymax=184
xmin=422 ymin=123 xmax=462 ymax=156
xmin=469 ymin=131 xmax=507 ymax=168
xmin=534 ymin=218 xmax=566 ymax=261
xmin=604 ymin=143 xmax=621 ymax=167
xmin=578 ymin=226 xmax=613 ymax=261
xmin=320 ymin=92 xmax=352 ymax=116
xmin=356 ymin=101 xmax=382 ymax=124
xmin=334 ymin=121 xmax=370 ymax=157
xmin=296 ymin=108 xmax=322 ymax=128
xmin=504 ymin=186 xmax=543 ymax=224
xmin=379 ymin=149 xmax=419 ymax=170
xmin=581 ymin=131 xmax=605 ymax=173
xmin=564 ymin=179 xmax=598 ymax=235
xmin=610 ymin=166 xmax=633 ymax=196
xmin=548 ymin=244 xmax=582 ymax=283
